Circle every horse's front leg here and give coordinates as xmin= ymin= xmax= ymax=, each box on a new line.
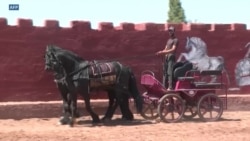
xmin=59 ymin=96 xmax=71 ymax=125
xmin=56 ymin=82 xmax=71 ymax=125
xmin=177 ymin=53 xmax=188 ymax=62
xmin=177 ymin=53 xmax=184 ymax=62
xmin=69 ymin=91 xmax=78 ymax=127
xmin=82 ymin=93 xmax=100 ymax=123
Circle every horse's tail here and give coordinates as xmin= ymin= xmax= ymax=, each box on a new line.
xmin=128 ymin=69 xmax=143 ymax=113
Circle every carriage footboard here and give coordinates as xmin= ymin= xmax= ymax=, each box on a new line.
xmin=141 ymin=73 xmax=167 ymax=97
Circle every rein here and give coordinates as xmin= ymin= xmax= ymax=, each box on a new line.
xmin=68 ymin=63 xmax=90 ymax=77
xmin=100 ymin=53 xmax=156 ymax=62
xmin=67 ymin=53 xmax=156 ymax=77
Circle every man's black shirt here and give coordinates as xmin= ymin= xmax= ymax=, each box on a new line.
xmin=165 ymin=37 xmax=178 ymax=56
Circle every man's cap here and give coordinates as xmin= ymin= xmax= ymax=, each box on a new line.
xmin=168 ymin=26 xmax=175 ymax=32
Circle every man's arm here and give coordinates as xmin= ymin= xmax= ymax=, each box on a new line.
xmin=156 ymin=45 xmax=176 ymax=55
xmin=156 ymin=39 xmax=178 ymax=55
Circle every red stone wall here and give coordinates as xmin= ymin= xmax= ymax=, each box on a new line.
xmin=0 ymin=18 xmax=249 ymax=102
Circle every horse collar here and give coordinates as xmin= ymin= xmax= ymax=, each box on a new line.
xmin=68 ymin=61 xmax=90 ymax=77
xmin=53 ymin=71 xmax=67 ymax=83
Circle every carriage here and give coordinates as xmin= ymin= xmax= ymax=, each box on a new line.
xmin=139 ymin=61 xmax=228 ymax=123
xmin=45 ymin=39 xmax=230 ymax=126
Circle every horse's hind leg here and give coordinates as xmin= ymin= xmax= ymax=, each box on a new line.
xmin=102 ymin=90 xmax=118 ymax=121
xmin=117 ymin=92 xmax=134 ymax=121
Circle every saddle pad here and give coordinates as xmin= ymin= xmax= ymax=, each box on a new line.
xmin=90 ymin=63 xmax=113 ymax=76
xmin=90 ymin=75 xmax=116 ymax=87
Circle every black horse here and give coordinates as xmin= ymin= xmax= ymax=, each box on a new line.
xmin=44 ymin=45 xmax=143 ymax=126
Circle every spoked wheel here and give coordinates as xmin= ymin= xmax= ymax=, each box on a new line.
xmin=140 ymin=102 xmax=159 ymax=120
xmin=197 ymin=93 xmax=223 ymax=122
xmin=140 ymin=92 xmax=159 ymax=120
xmin=183 ymin=106 xmax=198 ymax=120
xmin=157 ymin=94 xmax=185 ymax=123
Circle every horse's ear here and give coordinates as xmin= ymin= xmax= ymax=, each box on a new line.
xmin=47 ymin=44 xmax=52 ymax=49
xmin=47 ymin=44 xmax=56 ymax=52
xmin=46 ymin=45 xmax=50 ymax=52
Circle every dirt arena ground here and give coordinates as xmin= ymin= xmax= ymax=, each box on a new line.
xmin=0 ymin=95 xmax=250 ymax=141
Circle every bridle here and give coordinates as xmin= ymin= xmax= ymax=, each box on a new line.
xmin=46 ymin=51 xmax=68 ymax=84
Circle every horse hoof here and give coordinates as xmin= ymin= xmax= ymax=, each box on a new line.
xmin=69 ymin=122 xmax=74 ymax=127
xmin=75 ymin=111 xmax=81 ymax=118
xmin=92 ymin=121 xmax=103 ymax=126
xmin=58 ymin=116 xmax=70 ymax=125
xmin=122 ymin=116 xmax=134 ymax=121
xmin=68 ymin=117 xmax=76 ymax=127
xmin=101 ymin=117 xmax=112 ymax=122
xmin=92 ymin=119 xmax=101 ymax=124
xmin=101 ymin=116 xmax=112 ymax=120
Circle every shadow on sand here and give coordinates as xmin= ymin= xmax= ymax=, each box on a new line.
xmin=182 ymin=117 xmax=241 ymax=123
xmin=76 ymin=118 xmax=156 ymax=127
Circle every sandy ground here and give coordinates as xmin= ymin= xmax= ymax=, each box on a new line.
xmin=0 ymin=97 xmax=250 ymax=141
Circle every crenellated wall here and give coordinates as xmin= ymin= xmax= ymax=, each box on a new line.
xmin=0 ymin=18 xmax=249 ymax=102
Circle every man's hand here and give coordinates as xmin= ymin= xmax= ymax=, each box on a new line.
xmin=156 ymin=51 xmax=162 ymax=55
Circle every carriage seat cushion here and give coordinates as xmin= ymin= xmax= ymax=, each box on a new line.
xmin=177 ymin=76 xmax=195 ymax=81
xmin=174 ymin=62 xmax=193 ymax=80
xmin=200 ymin=70 xmax=222 ymax=75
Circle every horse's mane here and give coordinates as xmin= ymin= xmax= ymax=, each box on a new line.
xmin=47 ymin=45 xmax=84 ymax=62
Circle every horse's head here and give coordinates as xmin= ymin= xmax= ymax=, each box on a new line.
xmin=44 ymin=45 xmax=62 ymax=71
xmin=185 ymin=37 xmax=207 ymax=55
xmin=45 ymin=45 xmax=56 ymax=71
xmin=44 ymin=45 xmax=67 ymax=81
xmin=44 ymin=44 xmax=85 ymax=77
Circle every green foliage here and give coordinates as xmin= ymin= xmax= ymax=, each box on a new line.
xmin=167 ymin=0 xmax=186 ymax=23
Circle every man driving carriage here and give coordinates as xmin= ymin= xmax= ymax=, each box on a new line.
xmin=156 ymin=26 xmax=178 ymax=90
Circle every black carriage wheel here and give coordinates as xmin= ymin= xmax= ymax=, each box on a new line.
xmin=197 ymin=93 xmax=223 ymax=122
xmin=157 ymin=94 xmax=185 ymax=123
xmin=140 ymin=103 xmax=159 ymax=120
xmin=183 ymin=106 xmax=198 ymax=120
